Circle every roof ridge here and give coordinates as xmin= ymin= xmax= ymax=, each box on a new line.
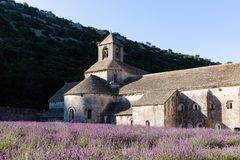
xmin=143 ymin=62 xmax=240 ymax=78
xmin=48 ymin=82 xmax=79 ymax=102
xmin=85 ymin=59 xmax=148 ymax=75
xmin=65 ymin=81 xmax=79 ymax=84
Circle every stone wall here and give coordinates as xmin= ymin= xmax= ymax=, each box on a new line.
xmin=0 ymin=107 xmax=41 ymax=121
xmin=176 ymin=86 xmax=240 ymax=129
xmin=116 ymin=115 xmax=132 ymax=125
xmin=120 ymin=94 xmax=144 ymax=102
xmin=177 ymin=89 xmax=208 ymax=128
xmin=164 ymin=92 xmax=178 ymax=127
xmin=85 ymin=69 xmax=138 ymax=85
xmin=108 ymin=69 xmax=136 ymax=84
xmin=64 ymin=94 xmax=114 ymax=123
xmin=208 ymin=86 xmax=240 ymax=129
xmin=132 ymin=105 xmax=164 ymax=126
xmin=85 ymin=71 xmax=108 ymax=81
xmin=49 ymin=101 xmax=64 ymax=109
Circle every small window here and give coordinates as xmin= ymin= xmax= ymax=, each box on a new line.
xmin=196 ymin=122 xmax=203 ymax=128
xmin=102 ymin=47 xmax=108 ymax=59
xmin=87 ymin=109 xmax=92 ymax=119
xmin=113 ymin=74 xmax=117 ymax=83
xmin=130 ymin=119 xmax=133 ymax=126
xmin=145 ymin=120 xmax=150 ymax=126
xmin=210 ymin=103 xmax=215 ymax=110
xmin=193 ymin=104 xmax=199 ymax=111
xmin=215 ymin=123 xmax=221 ymax=129
xmin=115 ymin=47 xmax=120 ymax=59
xmin=226 ymin=100 xmax=233 ymax=109
xmin=187 ymin=122 xmax=193 ymax=128
xmin=104 ymin=116 xmax=108 ymax=123
xmin=234 ymin=128 xmax=240 ymax=131
xmin=69 ymin=108 xmax=74 ymax=121
xmin=178 ymin=104 xmax=184 ymax=111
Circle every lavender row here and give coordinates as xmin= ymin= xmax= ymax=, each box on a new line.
xmin=0 ymin=122 xmax=240 ymax=159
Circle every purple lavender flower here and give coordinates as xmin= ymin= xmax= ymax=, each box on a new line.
xmin=0 ymin=122 xmax=240 ymax=159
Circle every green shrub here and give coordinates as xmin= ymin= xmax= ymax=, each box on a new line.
xmin=0 ymin=137 xmax=17 ymax=149
xmin=206 ymin=140 xmax=224 ymax=148
xmin=77 ymin=138 xmax=89 ymax=148
xmin=227 ymin=139 xmax=238 ymax=146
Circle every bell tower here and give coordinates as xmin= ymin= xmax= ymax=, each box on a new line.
xmin=85 ymin=32 xmax=147 ymax=87
xmin=98 ymin=33 xmax=124 ymax=62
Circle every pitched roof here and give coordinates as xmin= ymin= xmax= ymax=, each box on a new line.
xmin=104 ymin=101 xmax=132 ymax=116
xmin=98 ymin=33 xmax=123 ymax=46
xmin=132 ymin=90 xmax=177 ymax=106
xmin=41 ymin=108 xmax=64 ymax=118
xmin=85 ymin=59 xmax=148 ymax=75
xmin=48 ymin=82 xmax=79 ymax=102
xmin=65 ymin=75 xmax=112 ymax=95
xmin=120 ymin=63 xmax=240 ymax=95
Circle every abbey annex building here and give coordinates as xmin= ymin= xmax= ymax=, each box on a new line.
xmin=45 ymin=33 xmax=240 ymax=130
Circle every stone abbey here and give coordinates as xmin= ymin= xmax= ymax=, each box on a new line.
xmin=45 ymin=33 xmax=240 ymax=130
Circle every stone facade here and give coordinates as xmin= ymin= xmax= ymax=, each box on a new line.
xmin=173 ymin=86 xmax=240 ymax=129
xmin=64 ymin=94 xmax=114 ymax=122
xmin=48 ymin=33 xmax=240 ymax=130
xmin=115 ymin=115 xmax=132 ymax=125
xmin=132 ymin=105 xmax=165 ymax=126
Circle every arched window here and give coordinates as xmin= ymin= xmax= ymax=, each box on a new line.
xmin=215 ymin=123 xmax=221 ymax=129
xmin=210 ymin=103 xmax=215 ymax=110
xmin=102 ymin=47 xmax=108 ymax=59
xmin=178 ymin=104 xmax=184 ymax=111
xmin=193 ymin=104 xmax=199 ymax=111
xmin=113 ymin=74 xmax=117 ymax=83
xmin=196 ymin=122 xmax=203 ymax=128
xmin=145 ymin=120 xmax=150 ymax=126
xmin=115 ymin=47 xmax=120 ymax=59
xmin=87 ymin=109 xmax=92 ymax=119
xmin=226 ymin=100 xmax=233 ymax=109
xmin=69 ymin=108 xmax=74 ymax=121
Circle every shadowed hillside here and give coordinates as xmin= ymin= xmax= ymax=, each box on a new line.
xmin=0 ymin=0 xmax=220 ymax=109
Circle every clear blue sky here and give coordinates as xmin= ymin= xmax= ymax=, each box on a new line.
xmin=15 ymin=0 xmax=240 ymax=63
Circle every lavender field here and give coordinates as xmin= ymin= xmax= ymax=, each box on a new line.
xmin=0 ymin=122 xmax=240 ymax=160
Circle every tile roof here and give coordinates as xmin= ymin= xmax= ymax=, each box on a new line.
xmin=85 ymin=59 xmax=148 ymax=75
xmin=132 ymin=90 xmax=177 ymax=106
xmin=120 ymin=63 xmax=240 ymax=95
xmin=98 ymin=33 xmax=123 ymax=46
xmin=120 ymin=63 xmax=240 ymax=106
xmin=48 ymin=82 xmax=79 ymax=102
xmin=65 ymin=75 xmax=112 ymax=95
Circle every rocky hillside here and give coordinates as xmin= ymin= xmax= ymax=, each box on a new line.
xmin=0 ymin=0 xmax=219 ymax=109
